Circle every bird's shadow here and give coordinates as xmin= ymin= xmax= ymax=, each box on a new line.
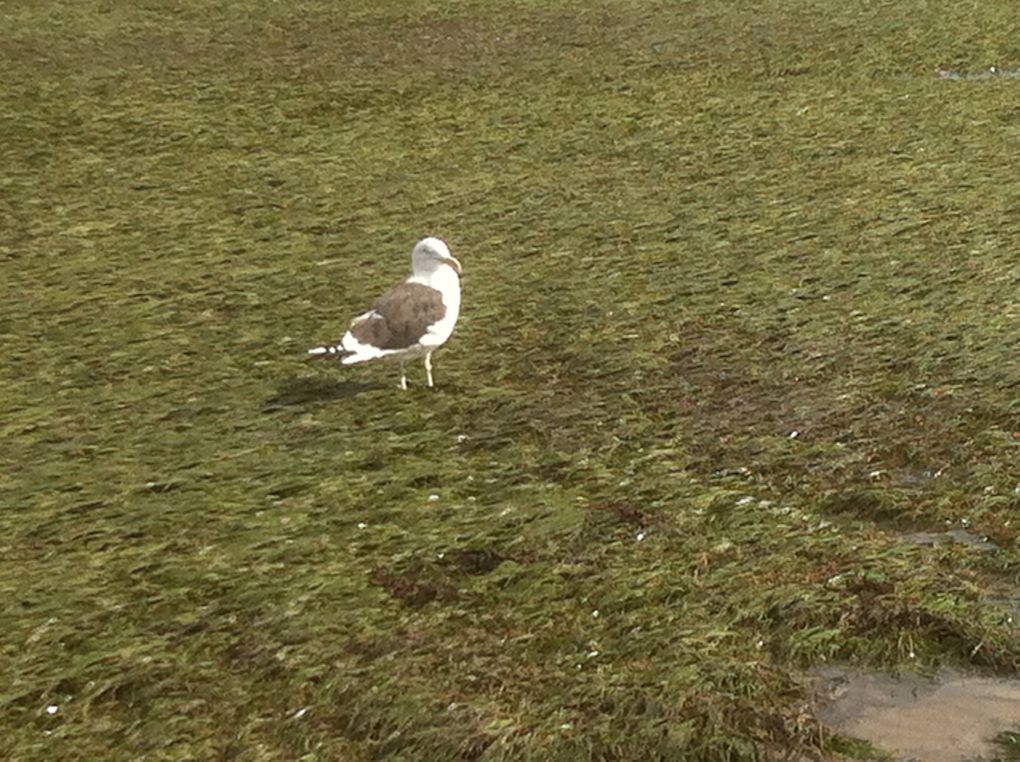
xmin=264 ymin=376 xmax=383 ymax=409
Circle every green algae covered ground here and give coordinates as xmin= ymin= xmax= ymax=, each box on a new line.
xmin=2 ymin=1 xmax=1019 ymax=759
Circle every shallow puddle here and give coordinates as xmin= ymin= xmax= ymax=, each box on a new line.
xmin=897 ymin=528 xmax=997 ymax=552
xmin=812 ymin=667 xmax=1020 ymax=761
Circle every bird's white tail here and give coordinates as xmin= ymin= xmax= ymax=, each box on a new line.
xmin=307 ymin=344 xmax=350 ymax=360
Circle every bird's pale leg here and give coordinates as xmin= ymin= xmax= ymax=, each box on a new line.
xmin=399 ymin=362 xmax=408 ymax=391
xmin=424 ymin=352 xmax=434 ymax=388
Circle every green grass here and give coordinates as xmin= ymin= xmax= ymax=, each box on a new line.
xmin=995 ymin=730 xmax=1020 ymax=762
xmin=2 ymin=0 xmax=1019 ymax=759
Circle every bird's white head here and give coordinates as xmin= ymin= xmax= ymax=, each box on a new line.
xmin=411 ymin=236 xmax=462 ymax=277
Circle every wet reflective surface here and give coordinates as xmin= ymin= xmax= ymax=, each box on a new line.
xmin=812 ymin=667 xmax=1020 ymax=761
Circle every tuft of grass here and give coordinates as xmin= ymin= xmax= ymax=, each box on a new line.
xmin=826 ymin=734 xmax=892 ymax=761
xmin=2 ymin=0 xmax=1019 ymax=759
xmin=995 ymin=730 xmax=1020 ymax=762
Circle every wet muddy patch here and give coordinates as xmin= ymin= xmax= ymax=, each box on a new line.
xmin=898 ymin=528 xmax=998 ymax=553
xmin=811 ymin=666 xmax=1020 ymax=761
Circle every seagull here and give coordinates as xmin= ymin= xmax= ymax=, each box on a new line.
xmin=308 ymin=236 xmax=462 ymax=390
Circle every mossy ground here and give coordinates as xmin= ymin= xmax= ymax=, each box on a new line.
xmin=2 ymin=1 xmax=1019 ymax=759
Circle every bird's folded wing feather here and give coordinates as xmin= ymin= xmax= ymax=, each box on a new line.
xmin=349 ymin=282 xmax=445 ymax=350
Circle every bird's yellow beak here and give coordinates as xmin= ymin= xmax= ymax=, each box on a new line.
xmin=446 ymin=256 xmax=463 ymax=276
